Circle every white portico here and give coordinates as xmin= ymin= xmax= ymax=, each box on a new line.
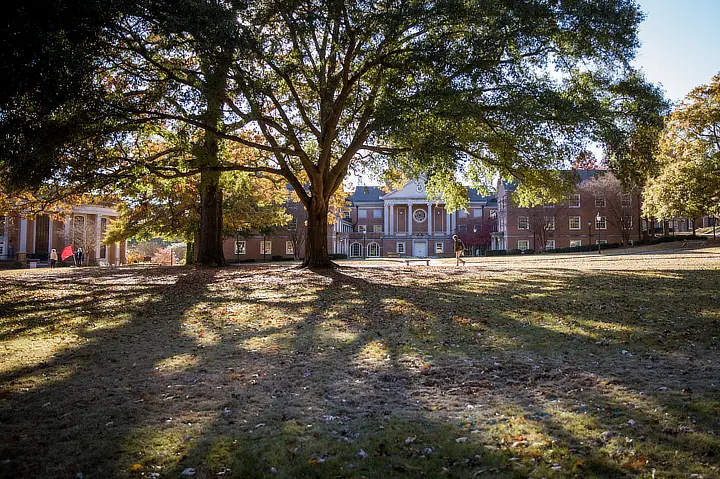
xmin=381 ymin=180 xmax=452 ymax=257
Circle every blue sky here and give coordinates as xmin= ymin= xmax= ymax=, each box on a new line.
xmin=635 ymin=0 xmax=720 ymax=103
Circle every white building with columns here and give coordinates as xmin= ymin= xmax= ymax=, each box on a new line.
xmin=341 ymin=180 xmax=497 ymax=258
xmin=0 ymin=205 xmax=127 ymax=265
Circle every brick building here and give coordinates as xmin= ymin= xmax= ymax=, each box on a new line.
xmin=493 ymin=170 xmax=643 ymax=251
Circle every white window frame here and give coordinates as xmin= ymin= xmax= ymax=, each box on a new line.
xmin=544 ymin=216 xmax=555 ymax=230
xmin=260 ymin=240 xmax=272 ymax=255
xmin=621 ymin=194 xmax=632 ymax=208
xmin=286 ymin=241 xmax=294 ymax=255
xmin=373 ymin=224 xmax=382 ymax=233
xmin=458 ymin=210 xmax=468 ymax=218
xmin=518 ymin=216 xmax=529 ymax=230
xmin=570 ymin=240 xmax=582 ymax=248
xmin=545 ymin=240 xmax=555 ymax=250
xmin=569 ymin=194 xmax=581 ymax=208
xmin=596 ymin=216 xmax=607 ymax=230
xmin=473 ymin=209 xmax=482 ymax=218
xmin=350 ymin=242 xmax=362 ymax=257
xmin=358 ymin=209 xmax=367 ymax=219
xmin=0 ymin=240 xmax=5 ymax=257
xmin=517 ymin=240 xmax=530 ymax=251
xmin=367 ymin=242 xmax=380 ymax=257
xmin=288 ymin=218 xmax=298 ymax=230
xmin=372 ymin=209 xmax=382 ymax=219
xmin=569 ymin=216 xmax=581 ymax=230
xmin=234 ymin=240 xmax=246 ymax=255
xmin=397 ymin=242 xmax=405 ymax=254
xmin=435 ymin=242 xmax=443 ymax=253
xmin=595 ymin=196 xmax=606 ymax=208
xmin=458 ymin=224 xmax=467 ymax=232
xmin=623 ymin=216 xmax=634 ymax=229
xmin=358 ymin=224 xmax=367 ymax=233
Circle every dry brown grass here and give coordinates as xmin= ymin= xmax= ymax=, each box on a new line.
xmin=1 ymin=247 xmax=719 ymax=478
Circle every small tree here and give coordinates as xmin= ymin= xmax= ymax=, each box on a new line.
xmin=581 ymin=172 xmax=639 ymax=246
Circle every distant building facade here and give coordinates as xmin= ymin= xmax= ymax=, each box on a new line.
xmin=1 ymin=205 xmax=127 ymax=265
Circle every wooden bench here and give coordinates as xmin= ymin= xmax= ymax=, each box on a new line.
xmin=403 ymin=258 xmax=430 ymax=266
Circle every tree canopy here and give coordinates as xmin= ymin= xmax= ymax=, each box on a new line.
xmin=643 ymin=73 xmax=720 ymax=223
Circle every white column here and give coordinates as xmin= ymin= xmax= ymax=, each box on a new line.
xmin=48 ymin=218 xmax=54 ymax=253
xmin=389 ymin=204 xmax=394 ymax=235
xmin=408 ymin=203 xmax=413 ymax=235
xmin=95 ymin=216 xmax=102 ymax=260
xmin=3 ymin=216 xmax=8 ymax=239
xmin=384 ymin=203 xmax=389 ymax=234
xmin=446 ymin=210 xmax=451 ymax=235
xmin=19 ymin=218 xmax=28 ymax=253
xmin=428 ymin=203 xmax=433 ymax=235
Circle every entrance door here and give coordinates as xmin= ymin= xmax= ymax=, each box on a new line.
xmin=412 ymin=241 xmax=427 ymax=257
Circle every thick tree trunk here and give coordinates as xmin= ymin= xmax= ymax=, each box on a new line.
xmin=185 ymin=241 xmax=195 ymax=265
xmin=302 ymin=199 xmax=333 ymax=269
xmin=197 ymin=169 xmax=225 ymax=266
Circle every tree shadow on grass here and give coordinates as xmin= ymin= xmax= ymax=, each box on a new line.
xmin=1 ymin=265 xmax=718 ymax=478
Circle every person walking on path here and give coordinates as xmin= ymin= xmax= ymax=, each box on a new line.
xmin=50 ymin=248 xmax=58 ymax=268
xmin=453 ymin=235 xmax=466 ymax=266
xmin=75 ymin=247 xmax=84 ymax=267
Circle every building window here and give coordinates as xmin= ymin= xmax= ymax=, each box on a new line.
xmin=596 ymin=216 xmax=607 ymax=230
xmin=458 ymin=210 xmax=468 ymax=218
xmin=623 ymin=216 xmax=634 ymax=229
xmin=373 ymin=224 xmax=382 ymax=233
xmin=372 ymin=209 xmax=382 ymax=219
xmin=0 ymin=241 xmax=4 ymax=257
xmin=544 ymin=216 xmax=555 ymax=230
xmin=621 ymin=194 xmax=632 ymax=208
xmin=458 ymin=224 xmax=467 ymax=232
xmin=367 ymin=242 xmax=380 ymax=257
xmin=288 ymin=218 xmax=298 ymax=230
xmin=358 ymin=209 xmax=367 ymax=219
xmin=518 ymin=216 xmax=529 ymax=230
xmin=35 ymin=214 xmax=50 ymax=254
xmin=100 ymin=217 xmax=108 ymax=259
xmin=358 ymin=224 xmax=367 ymax=233
xmin=435 ymin=242 xmax=443 ymax=253
xmin=343 ymin=211 xmax=351 ymax=220
xmin=234 ymin=241 xmax=246 ymax=255
xmin=286 ymin=241 xmax=294 ymax=255
xmin=569 ymin=194 xmax=581 ymax=208
xmin=570 ymin=240 xmax=582 ymax=248
xmin=569 ymin=216 xmax=581 ymax=230
xmin=473 ymin=209 xmax=482 ymax=218
xmin=545 ymin=240 xmax=555 ymax=250
xmin=489 ymin=210 xmax=497 ymax=219
xmin=350 ymin=242 xmax=362 ymax=257
xmin=413 ymin=209 xmax=427 ymax=222
xmin=260 ymin=241 xmax=272 ymax=255
xmin=517 ymin=240 xmax=530 ymax=251
xmin=595 ymin=196 xmax=606 ymax=207
xmin=397 ymin=242 xmax=405 ymax=254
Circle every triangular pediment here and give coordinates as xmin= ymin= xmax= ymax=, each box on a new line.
xmin=381 ymin=180 xmax=439 ymax=201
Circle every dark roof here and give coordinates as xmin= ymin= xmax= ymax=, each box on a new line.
xmin=347 ymin=186 xmax=385 ymax=203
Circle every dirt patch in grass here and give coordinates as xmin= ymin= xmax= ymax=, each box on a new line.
xmin=1 ymin=249 xmax=719 ymax=478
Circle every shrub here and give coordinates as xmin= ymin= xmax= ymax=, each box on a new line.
xmin=523 ymin=249 xmax=535 ymax=254
xmin=508 ymin=249 xmax=522 ymax=255
xmin=328 ymin=253 xmax=348 ymax=260
xmin=485 ymin=250 xmax=507 ymax=256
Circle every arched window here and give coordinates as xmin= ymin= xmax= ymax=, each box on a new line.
xmin=350 ymin=242 xmax=362 ymax=257
xmin=367 ymin=242 xmax=380 ymax=257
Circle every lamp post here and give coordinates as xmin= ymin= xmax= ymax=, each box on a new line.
xmin=596 ymin=212 xmax=602 ymax=254
xmin=363 ymin=232 xmax=367 ymax=259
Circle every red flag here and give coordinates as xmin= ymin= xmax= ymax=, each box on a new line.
xmin=60 ymin=245 xmax=74 ymax=261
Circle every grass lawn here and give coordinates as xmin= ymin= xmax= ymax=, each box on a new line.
xmin=1 ymin=246 xmax=719 ymax=478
